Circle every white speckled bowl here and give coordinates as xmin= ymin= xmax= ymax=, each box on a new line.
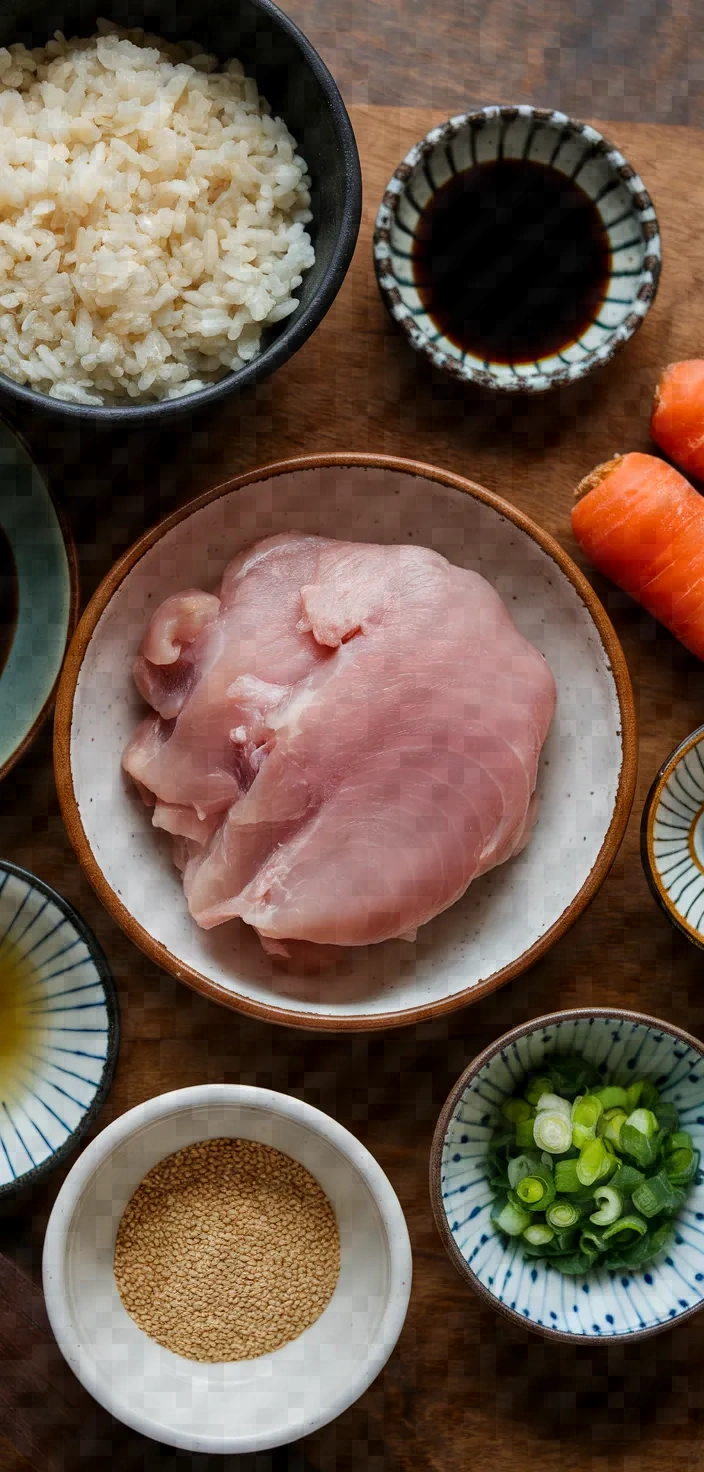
xmin=43 ymin=1083 xmax=412 ymax=1454
xmin=0 ymin=859 xmax=119 ymax=1197
xmin=374 ymin=106 xmax=661 ymax=394
xmin=54 ymin=453 xmax=636 ymax=1031
xmin=641 ymin=725 xmax=704 ymax=948
xmin=430 ymin=1009 xmax=704 ymax=1342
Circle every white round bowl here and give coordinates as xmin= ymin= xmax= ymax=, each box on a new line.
xmin=373 ymin=107 xmax=661 ymax=395
xmin=42 ymin=1083 xmax=412 ymax=1453
xmin=54 ymin=453 xmax=636 ymax=1030
xmin=0 ymin=858 xmax=119 ymax=1198
xmin=430 ymin=1009 xmax=704 ymax=1342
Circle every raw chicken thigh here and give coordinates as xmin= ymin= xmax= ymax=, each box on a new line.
xmin=123 ymin=533 xmax=556 ymax=956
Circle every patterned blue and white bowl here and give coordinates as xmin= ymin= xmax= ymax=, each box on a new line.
xmin=373 ymin=106 xmax=661 ymax=394
xmin=641 ymin=726 xmax=704 ymax=949
xmin=0 ymin=860 xmax=119 ymax=1198
xmin=430 ymin=1009 xmax=704 ymax=1341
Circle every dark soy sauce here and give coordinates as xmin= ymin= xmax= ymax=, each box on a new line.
xmin=411 ymin=158 xmax=611 ymax=365
xmin=0 ymin=526 xmax=18 ymax=678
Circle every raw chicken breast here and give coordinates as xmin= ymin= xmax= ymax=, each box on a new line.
xmin=123 ymin=533 xmax=556 ymax=954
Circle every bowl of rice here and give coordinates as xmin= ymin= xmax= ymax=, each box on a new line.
xmin=0 ymin=2 xmax=362 ymax=420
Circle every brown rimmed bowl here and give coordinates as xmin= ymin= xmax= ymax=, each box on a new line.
xmin=429 ymin=1007 xmax=704 ymax=1343
xmin=0 ymin=421 xmax=79 ymax=781
xmin=53 ymin=453 xmax=636 ymax=1032
xmin=641 ymin=725 xmax=704 ymax=950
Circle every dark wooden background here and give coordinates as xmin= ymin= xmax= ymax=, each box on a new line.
xmin=3 ymin=4 xmax=704 ymax=1470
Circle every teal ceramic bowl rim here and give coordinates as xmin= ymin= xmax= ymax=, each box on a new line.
xmin=373 ymin=105 xmax=662 ymax=395
xmin=0 ymin=425 xmax=79 ymax=781
xmin=0 ymin=858 xmax=120 ymax=1199
xmin=641 ymin=724 xmax=704 ymax=951
xmin=429 ymin=1006 xmax=704 ymax=1344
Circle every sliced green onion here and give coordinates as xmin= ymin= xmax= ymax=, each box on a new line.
xmin=655 ymin=1101 xmax=679 ymax=1135
xmin=549 ymin=1057 xmax=602 ymax=1099
xmin=576 ymin=1137 xmax=608 ymax=1186
xmin=602 ymin=1109 xmax=627 ymax=1149
xmin=515 ymin=1118 xmax=538 ymax=1149
xmin=546 ymin=1199 xmax=581 ymax=1230
xmin=523 ymin=1223 xmax=555 ymax=1246
xmin=534 ymin=1096 xmax=572 ymax=1154
xmin=524 ymin=1074 xmax=554 ymax=1107
xmin=601 ymin=1213 xmax=648 ymax=1245
xmin=631 ymin=1170 xmax=677 ymax=1219
xmin=662 ymin=1187 xmax=686 ymax=1217
xmin=552 ymin=1250 xmax=593 ymax=1275
xmin=554 ymin=1158 xmax=582 ymax=1193
xmin=571 ymin=1094 xmax=603 ymax=1148
xmin=620 ymin=1112 xmax=660 ymax=1169
xmin=627 ymin=1107 xmax=659 ymax=1138
xmin=639 ymin=1080 xmax=661 ymax=1111
xmin=535 ymin=1093 xmax=571 ymax=1118
xmin=610 ymin=1220 xmax=672 ymax=1270
xmin=515 ymin=1162 xmax=556 ymax=1211
xmin=595 ymin=1085 xmax=629 ymax=1111
xmin=665 ymin=1145 xmax=700 ymax=1187
xmin=611 ymin=1162 xmax=645 ymax=1196
xmin=507 ymin=1153 xmax=541 ymax=1189
xmin=667 ymin=1130 xmax=693 ymax=1152
xmin=492 ymin=1198 xmax=532 ymax=1237
xmin=579 ymin=1226 xmax=605 ymax=1258
xmin=502 ymin=1097 xmax=533 ymax=1124
xmin=598 ymin=1143 xmax=618 ymax=1181
xmin=487 ymin=1056 xmax=695 ymax=1276
xmin=517 ymin=1176 xmax=547 ymax=1205
xmin=590 ymin=1185 xmax=623 ymax=1226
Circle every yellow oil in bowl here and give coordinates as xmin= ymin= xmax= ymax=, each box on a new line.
xmin=0 ymin=945 xmax=46 ymax=1095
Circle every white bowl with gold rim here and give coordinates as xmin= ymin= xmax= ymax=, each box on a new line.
xmin=642 ymin=725 xmax=704 ymax=946
xmin=42 ymin=1083 xmax=412 ymax=1454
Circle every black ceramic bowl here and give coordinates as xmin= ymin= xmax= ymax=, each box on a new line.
xmin=0 ymin=0 xmax=362 ymax=424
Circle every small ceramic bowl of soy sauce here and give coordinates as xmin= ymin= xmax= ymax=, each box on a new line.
xmin=373 ymin=106 xmax=661 ymax=394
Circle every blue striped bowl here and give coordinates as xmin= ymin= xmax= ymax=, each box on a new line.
xmin=374 ymin=106 xmax=661 ymax=394
xmin=0 ymin=860 xmax=119 ymax=1198
xmin=430 ymin=1010 xmax=704 ymax=1341
xmin=641 ymin=725 xmax=704 ymax=949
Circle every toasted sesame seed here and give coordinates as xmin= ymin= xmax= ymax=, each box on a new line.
xmin=113 ymin=1138 xmax=340 ymax=1362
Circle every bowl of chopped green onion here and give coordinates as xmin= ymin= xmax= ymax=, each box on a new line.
xmin=429 ymin=1009 xmax=704 ymax=1340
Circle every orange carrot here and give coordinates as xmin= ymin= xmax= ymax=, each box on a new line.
xmin=651 ymin=360 xmax=704 ymax=480
xmin=571 ymin=451 xmax=704 ymax=661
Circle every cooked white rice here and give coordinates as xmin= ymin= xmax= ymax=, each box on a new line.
xmin=0 ymin=21 xmax=315 ymax=405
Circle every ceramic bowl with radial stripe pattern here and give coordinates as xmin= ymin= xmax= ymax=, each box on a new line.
xmin=0 ymin=859 xmax=119 ymax=1198
xmin=373 ymin=106 xmax=661 ymax=394
xmin=642 ymin=725 xmax=704 ymax=948
xmin=430 ymin=1009 xmax=704 ymax=1343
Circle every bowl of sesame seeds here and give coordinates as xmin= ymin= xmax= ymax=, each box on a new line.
xmin=41 ymin=1083 xmax=412 ymax=1453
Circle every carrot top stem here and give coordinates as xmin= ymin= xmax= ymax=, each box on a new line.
xmin=574 ymin=455 xmax=626 ymax=502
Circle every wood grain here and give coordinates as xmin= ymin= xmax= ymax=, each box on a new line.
xmin=3 ymin=107 xmax=704 ymax=1469
xmin=285 ymin=0 xmax=704 ymax=125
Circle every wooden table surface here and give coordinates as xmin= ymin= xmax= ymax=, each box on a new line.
xmin=3 ymin=4 xmax=704 ymax=1469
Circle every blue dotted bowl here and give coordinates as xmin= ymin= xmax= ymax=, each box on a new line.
xmin=0 ymin=859 xmax=119 ymax=1199
xmin=430 ymin=1009 xmax=704 ymax=1341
